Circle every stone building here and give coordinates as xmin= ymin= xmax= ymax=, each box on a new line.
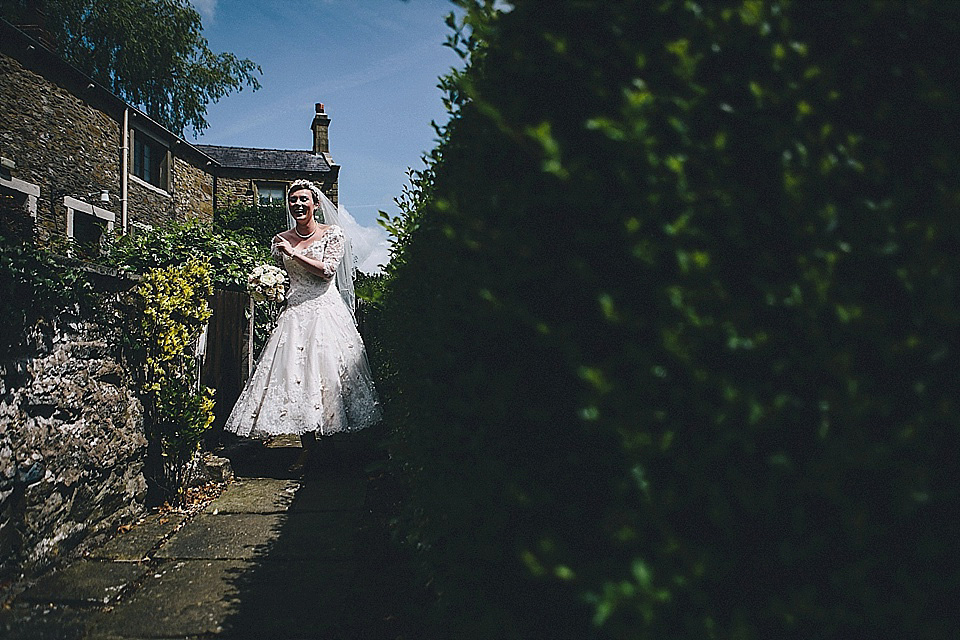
xmin=197 ymin=103 xmax=340 ymax=211
xmin=0 ymin=18 xmax=338 ymax=252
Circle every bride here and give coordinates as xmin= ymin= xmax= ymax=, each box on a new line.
xmin=224 ymin=179 xmax=381 ymax=470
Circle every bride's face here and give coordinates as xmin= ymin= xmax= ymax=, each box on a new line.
xmin=288 ymin=188 xmax=316 ymax=224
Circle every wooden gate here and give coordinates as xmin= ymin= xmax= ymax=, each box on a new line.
xmin=200 ymin=288 xmax=253 ymax=443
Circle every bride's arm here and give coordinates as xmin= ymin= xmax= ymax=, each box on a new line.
xmin=273 ymin=232 xmax=342 ymax=280
xmin=287 ymin=251 xmax=335 ymax=280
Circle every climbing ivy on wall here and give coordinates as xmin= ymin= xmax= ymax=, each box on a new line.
xmin=0 ymin=236 xmax=92 ymax=357
xmin=0 ymin=191 xmax=94 ymax=357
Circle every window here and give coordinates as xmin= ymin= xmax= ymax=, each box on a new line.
xmin=64 ymin=196 xmax=114 ymax=257
xmin=132 ymin=131 xmax=169 ymax=190
xmin=0 ymin=170 xmax=40 ymax=240
xmin=0 ymin=189 xmax=32 ymax=240
xmin=72 ymin=211 xmax=104 ymax=252
xmin=0 ymin=168 xmax=39 ymax=240
xmin=257 ymin=183 xmax=286 ymax=205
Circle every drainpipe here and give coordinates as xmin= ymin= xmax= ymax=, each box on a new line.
xmin=121 ymin=107 xmax=129 ymax=233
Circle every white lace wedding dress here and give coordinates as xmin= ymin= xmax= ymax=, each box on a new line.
xmin=224 ymin=225 xmax=382 ymax=438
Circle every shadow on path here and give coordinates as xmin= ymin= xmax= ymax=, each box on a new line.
xmin=213 ymin=431 xmax=429 ymax=639
xmin=0 ymin=428 xmax=432 ymax=640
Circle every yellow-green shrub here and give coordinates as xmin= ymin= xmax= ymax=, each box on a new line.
xmin=126 ymin=258 xmax=214 ymax=503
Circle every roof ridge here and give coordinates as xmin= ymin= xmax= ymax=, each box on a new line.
xmin=195 ymin=144 xmax=331 ymax=172
xmin=194 ymin=143 xmax=319 ymax=154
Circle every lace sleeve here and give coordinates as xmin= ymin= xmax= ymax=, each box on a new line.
xmin=320 ymin=226 xmax=345 ymax=280
xmin=270 ymin=237 xmax=282 ymax=260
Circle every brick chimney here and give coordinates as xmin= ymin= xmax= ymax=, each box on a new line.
xmin=311 ymin=103 xmax=330 ymax=155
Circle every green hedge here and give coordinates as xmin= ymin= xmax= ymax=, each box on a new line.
xmin=379 ymin=1 xmax=960 ymax=637
xmin=103 ymin=213 xmax=285 ymax=355
xmin=215 ymin=201 xmax=287 ymax=251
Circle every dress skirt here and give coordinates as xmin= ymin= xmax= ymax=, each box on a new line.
xmin=224 ymin=235 xmax=381 ymax=438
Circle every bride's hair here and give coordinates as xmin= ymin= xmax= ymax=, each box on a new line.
xmin=287 ymin=179 xmax=322 ymax=205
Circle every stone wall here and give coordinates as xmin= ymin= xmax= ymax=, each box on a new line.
xmin=214 ymin=174 xmax=340 ymax=211
xmin=318 ymin=175 xmax=339 ymax=207
xmin=0 ymin=53 xmax=122 ymax=244
xmin=125 ymin=154 xmax=215 ymax=229
xmin=0 ymin=303 xmax=147 ymax=582
xmin=175 ymin=158 xmax=214 ymax=222
xmin=126 ymin=175 xmax=177 ymax=230
xmin=215 ymin=176 xmax=255 ymax=209
xmin=0 ymin=50 xmax=217 ymax=240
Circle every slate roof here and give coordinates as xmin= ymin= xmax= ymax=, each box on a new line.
xmin=194 ymin=145 xmax=331 ymax=172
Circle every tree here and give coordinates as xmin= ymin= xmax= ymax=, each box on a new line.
xmin=379 ymin=0 xmax=960 ymax=637
xmin=0 ymin=0 xmax=260 ymax=136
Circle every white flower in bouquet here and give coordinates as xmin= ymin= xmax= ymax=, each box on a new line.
xmin=247 ymin=264 xmax=288 ymax=302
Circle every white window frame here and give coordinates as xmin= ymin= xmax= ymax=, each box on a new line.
xmin=256 ymin=182 xmax=287 ymax=205
xmin=130 ymin=172 xmax=171 ymax=196
xmin=0 ymin=172 xmax=40 ymax=219
xmin=64 ymin=195 xmax=115 ymax=239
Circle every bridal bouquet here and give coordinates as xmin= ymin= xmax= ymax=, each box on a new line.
xmin=247 ymin=264 xmax=288 ymax=303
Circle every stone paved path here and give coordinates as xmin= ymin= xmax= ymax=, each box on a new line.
xmin=0 ymin=433 xmax=425 ymax=639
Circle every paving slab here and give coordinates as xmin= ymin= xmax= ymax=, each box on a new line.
xmin=18 ymin=561 xmax=149 ymax=606
xmin=260 ymin=511 xmax=359 ymax=561
xmin=154 ymin=512 xmax=286 ymax=560
xmin=154 ymin=511 xmax=359 ymax=561
xmin=4 ymin=430 xmax=401 ymax=639
xmin=215 ymin=559 xmax=358 ymax=639
xmin=204 ymin=477 xmax=299 ymax=514
xmin=225 ymin=444 xmax=301 ymax=480
xmin=86 ymin=559 xmax=248 ymax=638
xmin=289 ymin=476 xmax=366 ymax=512
xmin=89 ymin=513 xmax=187 ymax=561
xmin=265 ymin=434 xmax=301 ymax=448
xmin=0 ymin=603 xmax=93 ymax=640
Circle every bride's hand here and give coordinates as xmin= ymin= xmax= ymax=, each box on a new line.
xmin=272 ymin=235 xmax=294 ymax=256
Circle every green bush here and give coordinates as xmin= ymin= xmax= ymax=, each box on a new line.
xmin=379 ymin=1 xmax=960 ymax=637
xmin=102 ymin=214 xmax=285 ymax=355
xmin=216 ymin=200 xmax=288 ymax=250
xmin=212 ymin=202 xmax=289 ymax=354
xmin=122 ymin=258 xmax=214 ymax=503
xmin=103 ymin=216 xmax=269 ymax=289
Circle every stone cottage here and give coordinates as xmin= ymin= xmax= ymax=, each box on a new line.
xmin=0 ymin=17 xmax=339 ymax=252
xmin=197 ymin=102 xmax=339 ymax=211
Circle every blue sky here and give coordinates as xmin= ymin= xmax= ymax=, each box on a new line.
xmin=191 ymin=0 xmax=464 ymax=270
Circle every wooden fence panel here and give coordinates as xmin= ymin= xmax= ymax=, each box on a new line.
xmin=201 ymin=289 xmax=252 ymax=442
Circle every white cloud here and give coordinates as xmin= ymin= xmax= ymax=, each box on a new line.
xmin=338 ymin=204 xmax=390 ymax=274
xmin=191 ymin=0 xmax=218 ymax=21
